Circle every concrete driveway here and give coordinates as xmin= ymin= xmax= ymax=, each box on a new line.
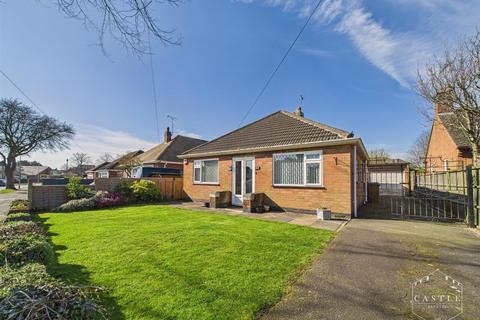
xmin=262 ymin=219 xmax=480 ymax=320
xmin=0 ymin=189 xmax=27 ymax=222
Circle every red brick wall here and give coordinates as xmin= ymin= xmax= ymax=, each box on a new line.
xmin=183 ymin=145 xmax=363 ymax=215
xmin=426 ymin=115 xmax=472 ymax=171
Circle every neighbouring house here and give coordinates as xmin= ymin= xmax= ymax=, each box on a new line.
xmin=368 ymin=158 xmax=410 ymax=196
xmin=425 ymin=104 xmax=474 ymax=171
xmin=131 ymin=127 xmax=207 ymax=178
xmin=18 ymin=166 xmax=52 ymax=182
xmin=180 ymin=107 xmax=369 ymax=217
xmin=87 ymin=150 xmax=144 ymax=178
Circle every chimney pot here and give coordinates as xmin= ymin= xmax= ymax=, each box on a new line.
xmin=294 ymin=106 xmax=304 ymax=117
xmin=164 ymin=127 xmax=172 ymax=143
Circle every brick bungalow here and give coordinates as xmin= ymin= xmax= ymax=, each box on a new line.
xmin=87 ymin=150 xmax=144 ymax=179
xmin=179 ymin=108 xmax=368 ymax=218
xmin=425 ymin=104 xmax=474 ymax=171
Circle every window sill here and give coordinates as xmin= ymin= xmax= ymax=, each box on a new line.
xmin=193 ymin=182 xmax=220 ymax=186
xmin=272 ymin=185 xmax=326 ymax=189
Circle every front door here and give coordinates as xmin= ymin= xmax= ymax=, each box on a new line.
xmin=232 ymin=157 xmax=255 ymax=206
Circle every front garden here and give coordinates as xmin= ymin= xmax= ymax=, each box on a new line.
xmin=1 ymin=179 xmax=334 ymax=319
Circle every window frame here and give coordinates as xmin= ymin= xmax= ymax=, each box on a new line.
xmin=98 ymin=171 xmax=109 ymax=178
xmin=272 ymin=150 xmax=323 ymax=187
xmin=193 ymin=158 xmax=219 ymax=184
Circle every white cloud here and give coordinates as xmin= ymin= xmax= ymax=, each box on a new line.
xmin=28 ymin=124 xmax=203 ymax=168
xmin=176 ymin=130 xmax=203 ymax=140
xmin=27 ymin=124 xmax=153 ymax=168
xmin=297 ymin=46 xmax=332 ymax=58
xmin=237 ymin=0 xmax=480 ymax=87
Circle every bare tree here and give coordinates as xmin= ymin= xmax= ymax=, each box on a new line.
xmin=407 ymin=131 xmax=430 ymax=168
xmin=71 ymin=152 xmax=92 ymax=177
xmin=417 ymin=31 xmax=480 ymax=165
xmin=0 ymin=99 xmax=74 ymax=189
xmin=369 ymin=148 xmax=391 ymax=161
xmin=53 ymin=0 xmax=183 ymax=53
xmin=97 ymin=153 xmax=114 ymax=164
xmin=118 ymin=153 xmax=141 ymax=177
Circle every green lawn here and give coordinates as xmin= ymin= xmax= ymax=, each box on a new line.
xmin=39 ymin=205 xmax=333 ymax=320
xmin=0 ymin=188 xmax=15 ymax=194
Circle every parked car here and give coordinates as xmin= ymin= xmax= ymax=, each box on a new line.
xmin=0 ymin=179 xmax=6 ymax=187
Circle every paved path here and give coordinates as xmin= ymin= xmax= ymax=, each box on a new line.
xmin=263 ymin=219 xmax=480 ymax=320
xmin=0 ymin=190 xmax=27 ymax=222
xmin=170 ymin=202 xmax=347 ymax=232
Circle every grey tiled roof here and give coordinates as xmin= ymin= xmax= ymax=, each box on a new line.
xmin=183 ymin=111 xmax=352 ymax=156
xmin=438 ymin=113 xmax=471 ymax=148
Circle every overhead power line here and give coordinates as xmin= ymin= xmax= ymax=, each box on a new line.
xmin=238 ymin=0 xmax=324 ymax=127
xmin=147 ymin=30 xmax=162 ymax=143
xmin=0 ymin=69 xmax=87 ymax=153
xmin=0 ymin=69 xmax=46 ymax=114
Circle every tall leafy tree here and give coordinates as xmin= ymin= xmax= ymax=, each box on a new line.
xmin=0 ymin=99 xmax=74 ymax=188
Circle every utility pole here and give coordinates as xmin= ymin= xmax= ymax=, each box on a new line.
xmin=17 ymin=156 xmax=21 ymax=189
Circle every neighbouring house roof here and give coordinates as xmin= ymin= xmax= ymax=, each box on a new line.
xmin=438 ymin=113 xmax=471 ymax=149
xmin=135 ymin=135 xmax=207 ymax=164
xmin=181 ymin=110 xmax=366 ymax=158
xmin=87 ymin=162 xmax=110 ymax=173
xmin=19 ymin=166 xmax=51 ymax=176
xmin=100 ymin=150 xmax=144 ymax=171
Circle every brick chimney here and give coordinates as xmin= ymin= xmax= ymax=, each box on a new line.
xmin=164 ymin=127 xmax=172 ymax=143
xmin=294 ymin=106 xmax=304 ymax=117
xmin=435 ymin=102 xmax=451 ymax=115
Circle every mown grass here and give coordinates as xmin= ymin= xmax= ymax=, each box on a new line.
xmin=40 ymin=205 xmax=333 ymax=320
xmin=0 ymin=189 xmax=15 ymax=194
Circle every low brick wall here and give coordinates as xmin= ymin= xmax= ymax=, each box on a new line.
xmin=243 ymin=193 xmax=265 ymax=213
xmin=29 ymin=185 xmax=67 ymax=211
xmin=209 ymin=191 xmax=231 ymax=208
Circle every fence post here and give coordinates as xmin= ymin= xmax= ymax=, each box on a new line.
xmin=466 ymin=166 xmax=476 ymax=228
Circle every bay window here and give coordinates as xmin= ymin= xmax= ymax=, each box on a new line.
xmin=193 ymin=159 xmax=219 ymax=184
xmin=273 ymin=151 xmax=323 ymax=186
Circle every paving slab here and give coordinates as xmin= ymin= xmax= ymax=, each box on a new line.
xmin=0 ymin=190 xmax=28 ymax=222
xmin=169 ymin=202 xmax=347 ymax=231
xmin=262 ymin=219 xmax=480 ymax=320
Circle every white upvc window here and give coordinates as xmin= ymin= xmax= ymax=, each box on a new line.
xmin=98 ymin=171 xmax=109 ymax=178
xmin=273 ymin=151 xmax=323 ymax=187
xmin=193 ymin=159 xmax=219 ymax=184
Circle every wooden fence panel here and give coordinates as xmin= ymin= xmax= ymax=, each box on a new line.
xmin=94 ymin=177 xmax=184 ymax=201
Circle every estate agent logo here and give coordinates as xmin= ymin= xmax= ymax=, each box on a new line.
xmin=411 ymin=269 xmax=463 ymax=320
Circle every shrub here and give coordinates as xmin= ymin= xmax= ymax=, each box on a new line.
xmin=66 ymin=176 xmax=94 ymax=200
xmin=5 ymin=212 xmax=31 ymax=223
xmin=0 ymin=221 xmax=44 ymax=240
xmin=10 ymin=199 xmax=29 ymax=211
xmin=130 ymin=179 xmax=161 ymax=202
xmin=0 ymin=264 xmax=106 ymax=319
xmin=54 ymin=197 xmax=96 ymax=212
xmin=0 ymin=263 xmax=53 ymax=299
xmin=114 ymin=180 xmax=134 ymax=201
xmin=53 ymin=191 xmax=109 ymax=212
xmin=96 ymin=192 xmax=123 ymax=208
xmin=0 ymin=234 xmax=54 ymax=266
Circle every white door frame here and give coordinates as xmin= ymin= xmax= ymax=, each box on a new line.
xmin=232 ymin=157 xmax=255 ymax=206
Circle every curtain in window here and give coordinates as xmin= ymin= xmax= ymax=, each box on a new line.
xmin=274 ymin=154 xmax=304 ymax=184
xmin=201 ymin=160 xmax=218 ymax=183
xmin=306 ymin=163 xmax=320 ymax=184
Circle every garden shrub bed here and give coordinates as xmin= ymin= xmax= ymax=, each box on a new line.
xmin=0 ymin=203 xmax=106 ymax=319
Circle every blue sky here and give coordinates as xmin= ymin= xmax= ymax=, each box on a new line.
xmin=1 ymin=0 xmax=479 ymax=168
